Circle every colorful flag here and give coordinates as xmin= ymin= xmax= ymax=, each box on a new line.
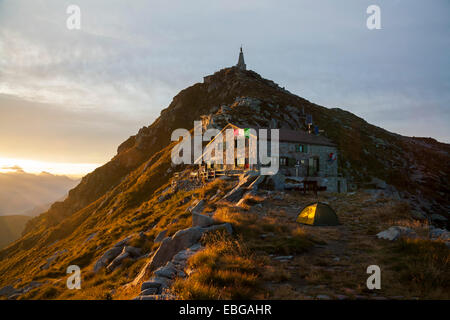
xmin=244 ymin=128 xmax=250 ymax=138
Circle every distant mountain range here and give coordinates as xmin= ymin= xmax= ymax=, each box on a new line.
xmin=0 ymin=215 xmax=31 ymax=249
xmin=0 ymin=170 xmax=79 ymax=216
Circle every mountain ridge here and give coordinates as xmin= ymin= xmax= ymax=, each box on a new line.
xmin=0 ymin=67 xmax=448 ymax=296
xmin=19 ymin=66 xmax=450 ymax=237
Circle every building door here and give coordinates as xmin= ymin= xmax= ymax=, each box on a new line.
xmin=337 ymin=180 xmax=341 ymax=193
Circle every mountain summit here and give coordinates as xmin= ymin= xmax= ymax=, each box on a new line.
xmin=0 ymin=60 xmax=449 ymax=299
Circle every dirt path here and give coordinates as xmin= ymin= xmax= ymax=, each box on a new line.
xmin=255 ymin=191 xmax=407 ymax=300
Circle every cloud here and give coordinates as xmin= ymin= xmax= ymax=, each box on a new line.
xmin=0 ymin=165 xmax=23 ymax=172
xmin=0 ymin=0 xmax=448 ymax=167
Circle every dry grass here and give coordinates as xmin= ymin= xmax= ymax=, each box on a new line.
xmin=213 ymin=206 xmax=317 ymax=255
xmin=172 ymin=231 xmax=260 ymax=299
xmin=382 ymin=238 xmax=450 ymax=298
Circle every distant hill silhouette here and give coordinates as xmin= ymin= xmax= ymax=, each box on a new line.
xmin=0 ymin=170 xmax=79 ymax=216
xmin=0 ymin=215 xmax=31 ymax=249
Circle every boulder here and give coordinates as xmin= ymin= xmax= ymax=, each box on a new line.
xmin=0 ymin=285 xmax=18 ymax=297
xmin=429 ymin=227 xmax=450 ymax=240
xmin=154 ymin=230 xmax=168 ymax=243
xmin=106 ymin=250 xmax=130 ymax=272
xmin=113 ymin=235 xmax=133 ymax=247
xmin=172 ymin=249 xmax=193 ymax=264
xmin=93 ymin=246 xmax=123 ymax=273
xmin=22 ymin=281 xmax=42 ymax=293
xmin=154 ymin=262 xmax=178 ymax=279
xmin=147 ymin=277 xmax=170 ymax=289
xmin=192 ymin=212 xmax=214 ymax=227
xmin=188 ymin=199 xmax=205 ymax=214
xmin=376 ymin=226 xmax=417 ymax=241
xmin=222 ymin=174 xmax=259 ymax=202
xmin=140 ymin=287 xmax=159 ymax=296
xmin=148 ymin=227 xmax=204 ymax=270
xmin=124 ymin=246 xmax=142 ymax=257
xmin=141 ymin=280 xmax=162 ymax=291
xmin=203 ymin=223 xmax=233 ymax=235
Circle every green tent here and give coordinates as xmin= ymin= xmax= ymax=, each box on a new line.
xmin=296 ymin=202 xmax=340 ymax=226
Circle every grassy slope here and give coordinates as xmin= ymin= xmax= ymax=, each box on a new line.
xmin=0 ymin=68 xmax=448 ymax=299
xmin=173 ymin=190 xmax=449 ymax=300
xmin=0 ymin=175 xmax=448 ymax=300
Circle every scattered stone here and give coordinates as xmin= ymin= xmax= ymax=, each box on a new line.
xmin=140 ymin=287 xmax=159 ymax=296
xmin=149 ymin=227 xmax=204 ymax=270
xmin=154 ymin=262 xmax=178 ymax=279
xmin=429 ymin=227 xmax=448 ymax=239
xmin=154 ymin=230 xmax=168 ymax=243
xmin=141 ymin=281 xmax=162 ymax=291
xmin=93 ymin=246 xmax=123 ymax=272
xmin=84 ymin=232 xmax=97 ymax=243
xmin=335 ymin=294 xmax=348 ymax=300
xmin=124 ymin=246 xmax=141 ymax=257
xmin=376 ymin=226 xmax=417 ymax=241
xmin=106 ymin=250 xmax=130 ymax=272
xmin=316 ymin=295 xmax=331 ymax=300
xmin=272 ymin=193 xmax=285 ymax=201
xmin=135 ymin=294 xmax=177 ymax=300
xmin=333 ymin=257 xmax=340 ymax=262
xmin=188 ymin=200 xmax=205 ymax=215
xmin=114 ymin=235 xmax=133 ymax=248
xmin=0 ymin=285 xmax=18 ymax=297
xmin=203 ymin=223 xmax=233 ymax=235
xmin=222 ymin=174 xmax=260 ymax=202
xmin=192 ymin=212 xmax=214 ymax=227
xmin=189 ymin=243 xmax=202 ymax=251
xmin=7 ymin=293 xmax=22 ymax=300
xmin=273 ymin=255 xmax=293 ymax=261
xmin=431 ymin=214 xmax=448 ymax=222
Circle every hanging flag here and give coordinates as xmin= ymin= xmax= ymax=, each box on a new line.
xmin=328 ymin=153 xmax=337 ymax=163
xmin=314 ymin=125 xmax=319 ymax=135
xmin=244 ymin=128 xmax=250 ymax=138
xmin=238 ymin=128 xmax=244 ymax=136
xmin=234 ymin=128 xmax=239 ymax=136
xmin=306 ymin=114 xmax=313 ymax=125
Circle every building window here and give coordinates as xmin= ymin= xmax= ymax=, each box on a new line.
xmin=280 ymin=157 xmax=287 ymax=166
xmin=296 ymin=144 xmax=306 ymax=152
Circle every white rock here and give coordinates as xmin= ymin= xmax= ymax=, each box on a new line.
xmin=376 ymin=226 xmax=417 ymax=241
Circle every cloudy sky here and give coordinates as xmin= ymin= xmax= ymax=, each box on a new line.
xmin=0 ymin=0 xmax=449 ymax=176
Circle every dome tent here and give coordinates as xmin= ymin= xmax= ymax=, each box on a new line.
xmin=296 ymin=202 xmax=340 ymax=226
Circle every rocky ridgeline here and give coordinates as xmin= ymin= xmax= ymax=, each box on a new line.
xmin=132 ymin=199 xmax=233 ymax=300
xmin=93 ymin=235 xmax=143 ymax=273
xmin=0 ymin=281 xmax=43 ymax=300
xmin=377 ymin=225 xmax=450 ymax=247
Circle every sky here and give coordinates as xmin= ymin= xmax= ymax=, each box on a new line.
xmin=0 ymin=0 xmax=449 ymax=177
